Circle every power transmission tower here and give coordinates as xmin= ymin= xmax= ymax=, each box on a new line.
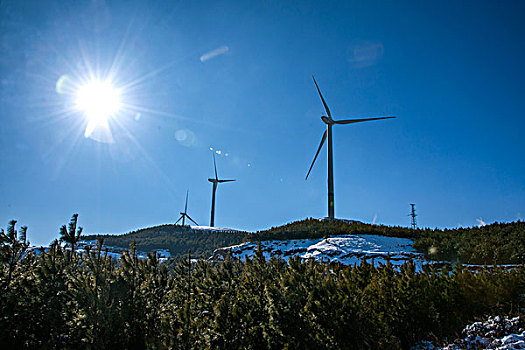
xmin=409 ymin=204 xmax=417 ymax=229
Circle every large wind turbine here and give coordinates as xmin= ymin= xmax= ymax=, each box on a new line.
xmin=208 ymin=152 xmax=235 ymax=227
xmin=305 ymin=76 xmax=395 ymax=219
xmin=175 ymin=190 xmax=198 ymax=226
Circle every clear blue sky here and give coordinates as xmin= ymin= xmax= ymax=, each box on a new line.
xmin=1 ymin=0 xmax=524 ymax=245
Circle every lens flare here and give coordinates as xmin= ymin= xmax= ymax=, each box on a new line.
xmin=428 ymin=246 xmax=438 ymax=255
xmin=175 ymin=128 xmax=196 ymax=147
xmin=55 ymin=75 xmax=73 ymax=94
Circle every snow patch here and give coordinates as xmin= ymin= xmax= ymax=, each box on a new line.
xmin=215 ymin=234 xmax=424 ymax=268
xmin=75 ymin=240 xmax=170 ymax=262
xmin=414 ymin=316 xmax=525 ymax=349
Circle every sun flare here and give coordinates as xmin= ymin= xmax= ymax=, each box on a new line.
xmin=73 ymin=79 xmax=122 ymax=142
xmin=56 ymin=49 xmax=183 ymax=145
xmin=75 ymin=79 xmax=122 ymax=123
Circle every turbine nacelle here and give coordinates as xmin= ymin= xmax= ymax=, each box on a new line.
xmin=208 ymin=178 xmax=235 ymax=183
xmin=321 ymin=116 xmax=333 ymax=125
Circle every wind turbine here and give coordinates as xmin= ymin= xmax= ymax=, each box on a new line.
xmin=305 ymin=76 xmax=395 ymax=219
xmin=175 ymin=190 xmax=198 ymax=226
xmin=208 ymin=152 xmax=235 ymax=227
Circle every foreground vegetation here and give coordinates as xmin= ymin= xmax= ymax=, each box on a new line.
xmin=1 ymin=218 xmax=524 ymax=349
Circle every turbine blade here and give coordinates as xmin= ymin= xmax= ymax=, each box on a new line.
xmin=218 ymin=179 xmax=236 ymax=183
xmin=186 ymin=215 xmax=198 ymax=226
xmin=184 ymin=190 xmax=189 ymax=213
xmin=213 ymin=152 xmax=218 ymax=181
xmin=175 ymin=215 xmax=183 ymax=224
xmin=305 ymin=130 xmax=327 ymax=180
xmin=312 ymin=76 xmax=331 ymax=118
xmin=334 ymin=116 xmax=395 ymax=125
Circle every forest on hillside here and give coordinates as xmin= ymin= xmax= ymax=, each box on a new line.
xmin=255 ymin=219 xmax=525 ymax=265
xmin=83 ymin=224 xmax=248 ymax=260
xmin=82 ymin=218 xmax=525 ymax=265
xmin=1 ymin=218 xmax=524 ymax=349
xmin=412 ymin=221 xmax=525 ymax=265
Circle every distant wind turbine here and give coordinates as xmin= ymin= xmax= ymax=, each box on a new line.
xmin=175 ymin=190 xmax=198 ymax=226
xmin=208 ymin=152 xmax=235 ymax=227
xmin=305 ymin=76 xmax=395 ymax=219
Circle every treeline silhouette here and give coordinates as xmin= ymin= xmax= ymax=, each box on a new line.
xmin=253 ymin=218 xmax=415 ymax=239
xmin=83 ymin=218 xmax=525 ymax=265
xmin=84 ymin=224 xmax=248 ymax=261
xmin=1 ymin=217 xmax=524 ymax=349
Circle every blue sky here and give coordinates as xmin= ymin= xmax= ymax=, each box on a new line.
xmin=1 ymin=0 xmax=524 ymax=245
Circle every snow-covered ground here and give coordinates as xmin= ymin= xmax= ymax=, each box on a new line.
xmin=34 ymin=240 xmax=173 ymax=262
xmin=189 ymin=225 xmax=241 ymax=233
xmin=215 ymin=234 xmax=425 ymax=267
xmin=413 ymin=316 xmax=525 ymax=349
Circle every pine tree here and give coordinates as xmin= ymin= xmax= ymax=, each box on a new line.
xmin=59 ymin=213 xmax=82 ymax=259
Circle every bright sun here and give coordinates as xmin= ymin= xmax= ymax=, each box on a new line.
xmin=75 ymin=79 xmax=122 ymax=124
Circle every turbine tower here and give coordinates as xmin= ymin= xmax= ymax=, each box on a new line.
xmin=175 ymin=190 xmax=198 ymax=226
xmin=305 ymin=76 xmax=395 ymax=219
xmin=208 ymin=152 xmax=235 ymax=227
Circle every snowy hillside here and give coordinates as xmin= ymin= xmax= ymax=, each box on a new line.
xmin=215 ymin=234 xmax=425 ymax=267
